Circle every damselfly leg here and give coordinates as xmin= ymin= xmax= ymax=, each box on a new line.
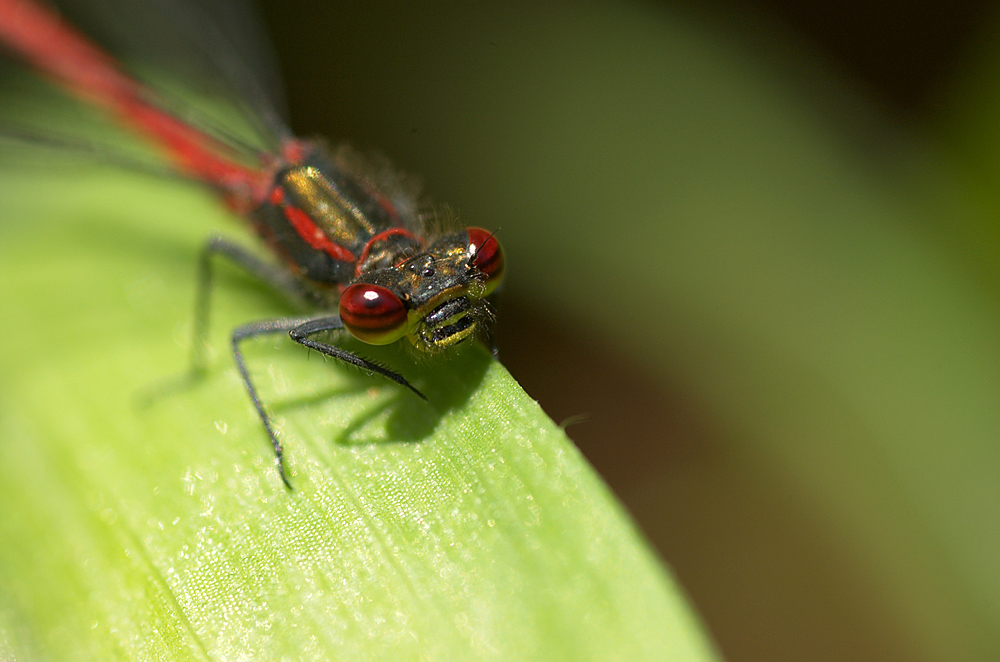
xmin=230 ymin=313 xmax=424 ymax=489
xmin=197 ymin=238 xmax=427 ymax=488
xmin=193 ymin=235 xmax=319 ymax=373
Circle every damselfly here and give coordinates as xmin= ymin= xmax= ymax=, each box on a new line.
xmin=0 ymin=0 xmax=505 ymax=487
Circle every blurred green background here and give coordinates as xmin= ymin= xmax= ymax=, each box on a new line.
xmin=246 ymin=0 xmax=1000 ymax=660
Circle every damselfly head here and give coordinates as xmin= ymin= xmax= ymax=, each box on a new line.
xmin=339 ymin=227 xmax=504 ymax=352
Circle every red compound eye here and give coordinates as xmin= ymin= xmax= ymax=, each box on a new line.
xmin=339 ymin=283 xmax=409 ymax=344
xmin=466 ymin=227 xmax=504 ymax=296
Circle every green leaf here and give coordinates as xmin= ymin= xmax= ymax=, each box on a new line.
xmin=0 ymin=155 xmax=715 ymax=656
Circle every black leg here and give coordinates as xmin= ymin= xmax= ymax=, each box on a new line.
xmin=192 ymin=235 xmax=318 ymax=372
xmin=231 ymin=316 xmax=318 ymax=489
xmin=288 ymin=316 xmax=426 ymax=400
xmin=192 ymin=239 xmax=427 ymax=489
xmin=232 ymin=314 xmax=425 ymax=489
xmin=138 ymin=238 xmax=315 ymax=410
xmin=476 ymin=292 xmax=501 ymax=358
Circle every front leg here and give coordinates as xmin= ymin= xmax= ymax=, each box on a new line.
xmin=232 ymin=316 xmax=321 ymax=489
xmin=288 ymin=316 xmax=425 ymax=400
xmin=232 ymin=315 xmax=424 ymax=489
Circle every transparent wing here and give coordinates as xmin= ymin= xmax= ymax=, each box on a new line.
xmin=1 ymin=0 xmax=291 ymax=160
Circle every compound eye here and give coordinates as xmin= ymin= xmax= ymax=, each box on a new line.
xmin=466 ymin=227 xmax=504 ymax=296
xmin=339 ymin=283 xmax=409 ymax=345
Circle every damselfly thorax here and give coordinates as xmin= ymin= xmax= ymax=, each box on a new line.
xmin=254 ymin=141 xmax=504 ymax=353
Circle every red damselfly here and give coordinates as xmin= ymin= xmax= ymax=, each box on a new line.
xmin=0 ymin=0 xmax=505 ymax=488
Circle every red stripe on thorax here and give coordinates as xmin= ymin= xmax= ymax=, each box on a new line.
xmin=279 ymin=201 xmax=356 ymax=264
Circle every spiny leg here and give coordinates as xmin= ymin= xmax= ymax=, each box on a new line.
xmin=289 ymin=316 xmax=426 ymax=400
xmin=194 ymin=240 xmax=426 ymax=488
xmin=232 ymin=316 xmax=318 ymax=489
xmin=233 ymin=315 xmax=425 ymax=489
xmin=138 ymin=236 xmax=312 ymax=408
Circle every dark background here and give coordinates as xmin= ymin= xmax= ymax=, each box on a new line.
xmin=252 ymin=2 xmax=993 ymax=661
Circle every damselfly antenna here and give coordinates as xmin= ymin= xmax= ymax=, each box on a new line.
xmin=469 ymin=228 xmax=501 ymax=265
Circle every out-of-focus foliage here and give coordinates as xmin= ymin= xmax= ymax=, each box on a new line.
xmin=265 ymin=2 xmax=1000 ymax=659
